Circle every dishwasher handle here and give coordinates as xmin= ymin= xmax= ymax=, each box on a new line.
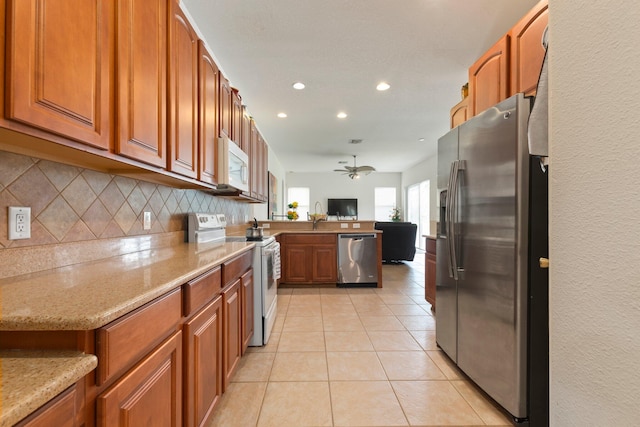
xmin=339 ymin=233 xmax=376 ymax=240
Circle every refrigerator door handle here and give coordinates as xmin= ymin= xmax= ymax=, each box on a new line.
xmin=446 ymin=162 xmax=457 ymax=278
xmin=450 ymin=160 xmax=466 ymax=279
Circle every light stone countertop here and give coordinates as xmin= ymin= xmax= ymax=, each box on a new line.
xmin=0 ymin=350 xmax=98 ymax=427
xmin=0 ymin=240 xmax=254 ymax=331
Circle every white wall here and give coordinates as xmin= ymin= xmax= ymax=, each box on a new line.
xmin=285 ymin=172 xmax=402 ymax=220
xmin=549 ymin=1 xmax=640 ymax=425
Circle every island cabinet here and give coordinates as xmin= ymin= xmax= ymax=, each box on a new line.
xmin=115 ymin=0 xmax=168 ymax=167
xmin=168 ymin=2 xmax=199 ymax=179
xmin=221 ymin=251 xmax=253 ymax=390
xmin=182 ymin=267 xmax=223 ymax=427
xmin=280 ymin=234 xmax=338 ymax=285
xmin=96 ymin=288 xmax=183 ymax=427
xmin=425 ymin=237 xmax=436 ymax=310
xmin=4 ymin=0 xmax=112 ymax=150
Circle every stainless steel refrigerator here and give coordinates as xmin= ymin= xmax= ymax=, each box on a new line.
xmin=436 ymin=93 xmax=548 ymax=425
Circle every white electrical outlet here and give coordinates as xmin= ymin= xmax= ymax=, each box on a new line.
xmin=340 ymin=223 xmax=348 ymax=229
xmin=262 ymin=223 xmax=270 ymax=229
xmin=143 ymin=211 xmax=151 ymax=230
xmin=352 ymin=223 xmax=360 ymax=228
xmin=8 ymin=206 xmax=31 ymax=240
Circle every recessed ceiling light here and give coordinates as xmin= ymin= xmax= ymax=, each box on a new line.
xmin=292 ymin=82 xmax=305 ymax=90
xmin=337 ymin=112 xmax=348 ymax=119
xmin=418 ymin=137 xmax=425 ymax=142
xmin=277 ymin=112 xmax=287 ymax=118
xmin=376 ymin=82 xmax=390 ymax=91
xmin=349 ymin=139 xmax=363 ymax=144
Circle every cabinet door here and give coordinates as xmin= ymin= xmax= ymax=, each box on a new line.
xmin=97 ymin=331 xmax=182 ymax=427
xmin=283 ymin=245 xmax=310 ymax=282
xmin=425 ymin=238 xmax=437 ymax=309
xmin=5 ymin=0 xmax=112 ymax=150
xmin=313 ymin=245 xmax=337 ymax=282
xmin=450 ymin=97 xmax=469 ymax=129
xmin=116 ymin=0 xmax=167 ymax=167
xmin=257 ymin=132 xmax=268 ymax=201
xmin=168 ymin=4 xmax=198 ymax=178
xmin=510 ymin=0 xmax=548 ymax=96
xmin=183 ymin=296 xmax=223 ymax=427
xmin=241 ymin=269 xmax=254 ymax=354
xmin=240 ymin=108 xmax=251 ymax=154
xmin=219 ymin=75 xmax=232 ymax=138
xmin=249 ymin=120 xmax=259 ymax=199
xmin=198 ymin=42 xmax=220 ymax=185
xmin=468 ymin=35 xmax=510 ymax=117
xmin=222 ymin=279 xmax=241 ymax=390
xmin=16 ymin=385 xmax=78 ymax=427
xmin=231 ymin=89 xmax=243 ymax=146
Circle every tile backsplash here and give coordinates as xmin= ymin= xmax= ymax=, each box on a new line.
xmin=0 ymin=151 xmax=250 ymax=249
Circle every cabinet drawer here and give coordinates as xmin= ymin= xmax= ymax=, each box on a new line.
xmin=16 ymin=385 xmax=77 ymax=427
xmin=285 ymin=234 xmax=336 ymax=245
xmin=96 ymin=288 xmax=182 ymax=385
xmin=222 ymin=251 xmax=252 ymax=286
xmin=184 ymin=266 xmax=221 ymax=316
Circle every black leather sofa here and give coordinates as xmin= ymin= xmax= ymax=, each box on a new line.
xmin=374 ymin=222 xmax=417 ymax=263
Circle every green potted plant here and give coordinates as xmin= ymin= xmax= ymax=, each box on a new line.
xmin=390 ymin=207 xmax=401 ymax=222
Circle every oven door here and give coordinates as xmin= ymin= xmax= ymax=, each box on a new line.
xmin=262 ymin=242 xmax=278 ymax=312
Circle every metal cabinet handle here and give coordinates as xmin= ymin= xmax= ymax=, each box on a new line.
xmin=539 ymin=257 xmax=549 ymax=269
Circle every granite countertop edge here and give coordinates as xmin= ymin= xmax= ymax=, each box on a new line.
xmin=0 ymin=241 xmax=255 ymax=331
xmin=0 ymin=350 xmax=98 ymax=427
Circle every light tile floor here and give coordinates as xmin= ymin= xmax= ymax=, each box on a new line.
xmin=209 ymin=254 xmax=515 ymax=426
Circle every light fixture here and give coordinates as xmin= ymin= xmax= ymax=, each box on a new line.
xmin=277 ymin=112 xmax=287 ymax=118
xmin=337 ymin=112 xmax=347 ymax=119
xmin=418 ymin=137 xmax=425 ymax=142
xmin=292 ymin=82 xmax=305 ymax=90
xmin=376 ymin=82 xmax=390 ymax=91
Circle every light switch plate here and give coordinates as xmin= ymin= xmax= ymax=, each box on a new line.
xmin=352 ymin=223 xmax=360 ymax=228
xmin=8 ymin=206 xmax=31 ymax=240
xmin=340 ymin=223 xmax=348 ymax=228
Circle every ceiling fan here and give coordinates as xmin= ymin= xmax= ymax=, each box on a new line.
xmin=333 ymin=155 xmax=376 ymax=179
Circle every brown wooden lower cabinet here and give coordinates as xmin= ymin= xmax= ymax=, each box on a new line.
xmin=96 ymin=331 xmax=183 ymax=427
xmin=16 ymin=385 xmax=79 ymax=427
xmin=183 ymin=295 xmax=223 ymax=427
xmin=241 ymin=268 xmax=254 ymax=354
xmin=281 ymin=233 xmax=337 ymax=284
xmin=222 ymin=278 xmax=242 ymax=391
xmin=425 ymin=237 xmax=436 ymax=310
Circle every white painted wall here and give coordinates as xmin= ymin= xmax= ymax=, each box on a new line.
xmin=285 ymin=172 xmax=402 ymax=220
xmin=549 ymin=1 xmax=640 ymax=424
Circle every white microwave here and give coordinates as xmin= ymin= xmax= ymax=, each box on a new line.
xmin=218 ymin=133 xmax=249 ymax=193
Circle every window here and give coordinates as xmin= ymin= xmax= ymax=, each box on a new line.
xmin=374 ymin=187 xmax=397 ymax=221
xmin=407 ymin=180 xmax=430 ymax=249
xmin=286 ymin=187 xmax=310 ymax=220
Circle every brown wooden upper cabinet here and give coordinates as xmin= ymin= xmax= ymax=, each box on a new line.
xmin=468 ymin=35 xmax=510 ymax=117
xmin=168 ymin=3 xmax=199 ymax=179
xmin=231 ymin=88 xmax=243 ymax=147
xmin=219 ymin=75 xmax=232 ymax=139
xmin=509 ymin=0 xmax=549 ymax=96
xmin=198 ymin=42 xmax=220 ymax=185
xmin=240 ymin=107 xmax=252 ymax=154
xmin=116 ymin=0 xmax=168 ymax=167
xmin=5 ymin=0 xmax=113 ymax=150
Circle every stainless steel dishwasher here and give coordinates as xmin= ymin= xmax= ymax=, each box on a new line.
xmin=337 ymin=233 xmax=378 ymax=286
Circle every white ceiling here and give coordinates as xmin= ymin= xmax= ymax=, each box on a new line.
xmin=182 ymin=0 xmax=539 ymax=173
